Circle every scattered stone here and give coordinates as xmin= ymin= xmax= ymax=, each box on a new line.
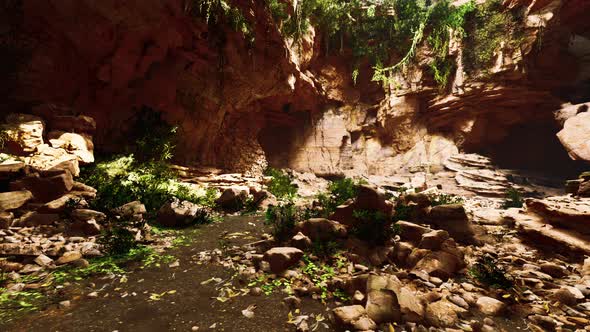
xmin=365 ymin=289 xmax=401 ymax=323
xmin=476 ymin=297 xmax=506 ymax=316
xmin=56 ymin=251 xmax=83 ymax=265
xmin=425 ymin=300 xmax=465 ymax=328
xmin=263 ymin=247 xmax=303 ymax=274
xmin=283 ymin=296 xmax=301 ymax=309
xmin=215 ymin=187 xmax=248 ymax=211
xmin=290 ymin=232 xmax=312 ymax=250
xmin=157 ymin=199 xmax=210 ymax=227
xmin=540 ymin=262 xmax=567 ymax=278
xmin=333 ymin=305 xmax=377 ymax=331
xmin=294 ymin=218 xmax=347 ymax=241
xmin=34 ymin=254 xmax=53 ymax=266
xmin=552 ymin=286 xmax=585 ymax=305
xmin=113 ymin=201 xmax=147 ymax=218
xmin=0 ymin=211 xmax=13 ymax=229
xmin=419 ymin=230 xmax=450 ymax=250
xmin=58 ymin=300 xmax=71 ymax=309
xmin=87 ymin=292 xmax=99 ymax=299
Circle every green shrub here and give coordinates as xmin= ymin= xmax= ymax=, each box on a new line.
xmin=98 ymin=227 xmax=138 ymax=255
xmin=186 ymin=0 xmax=253 ymax=42
xmin=502 ymin=187 xmax=524 ymax=209
xmin=468 ymin=255 xmax=513 ymax=289
xmin=264 ymin=201 xmax=301 ymax=240
xmin=310 ymin=178 xmax=365 ymax=218
xmin=350 ymin=209 xmax=399 ymax=246
xmin=265 ymin=168 xmax=298 ymax=201
xmin=429 ymin=193 xmax=464 ymax=206
xmin=0 ymin=129 xmax=8 ymax=150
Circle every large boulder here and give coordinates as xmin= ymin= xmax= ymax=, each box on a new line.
xmin=425 ymin=204 xmax=476 ymax=244
xmin=157 ymin=199 xmax=209 ymax=227
xmin=0 ymin=190 xmax=33 ymax=211
xmin=332 ymin=305 xmax=377 ymax=331
xmin=365 ymin=289 xmax=401 ymax=324
xmin=263 ymin=247 xmax=303 ymax=274
xmin=47 ymin=114 xmax=96 ymax=133
xmin=557 ymin=111 xmax=590 ymax=162
xmin=47 ymin=131 xmax=94 ymax=164
xmin=0 ymin=212 xmax=14 ymax=229
xmin=215 ymin=187 xmax=248 ymax=211
xmin=294 ymin=218 xmax=347 ymax=241
xmin=1 ymin=113 xmax=44 ymax=154
xmin=10 ymin=171 xmax=74 ymax=202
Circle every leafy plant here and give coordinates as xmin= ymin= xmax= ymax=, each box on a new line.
xmin=301 ymin=255 xmax=344 ymax=301
xmin=468 ymin=255 xmax=513 ymax=289
xmin=429 ymin=193 xmax=464 ymax=206
xmin=0 ymin=129 xmax=8 ymax=150
xmin=264 ymin=201 xmax=302 ymax=240
xmin=350 ymin=209 xmax=398 ymax=245
xmin=186 ymin=0 xmax=253 ymax=43
xmin=264 ymin=168 xmax=298 ymax=201
xmin=502 ymin=187 xmax=524 ymax=209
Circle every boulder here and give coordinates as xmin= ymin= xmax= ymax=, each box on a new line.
xmin=0 ymin=190 xmax=33 ymax=211
xmin=1 ymin=113 xmax=44 ymax=154
xmin=294 ymin=218 xmax=347 ymax=241
xmin=56 ymin=251 xmax=82 ymax=265
xmin=20 ymin=212 xmax=61 ymax=226
xmin=425 ymin=300 xmax=466 ymax=328
xmin=476 ymin=297 xmax=506 ymax=316
xmin=34 ymin=254 xmax=54 ymax=266
xmin=157 ymin=199 xmax=210 ymax=227
xmin=48 ymin=131 xmax=94 ymax=164
xmin=263 ymin=247 xmax=303 ymax=274
xmin=413 ymin=250 xmax=464 ymax=280
xmin=426 ymin=204 xmax=476 ymax=244
xmin=397 ymin=286 xmax=425 ymax=321
xmin=557 ymin=111 xmax=590 ymax=162
xmin=113 ymin=201 xmax=147 ymax=218
xmin=71 ymin=209 xmax=106 ymax=222
xmin=332 ymin=305 xmax=377 ymax=331
xmin=365 ymin=289 xmax=401 ymax=323
xmin=290 ymin=232 xmax=312 ymax=250
xmin=70 ymin=219 xmax=102 ymax=235
xmin=0 ymin=211 xmax=14 ymax=229
xmin=10 ymin=172 xmax=74 ymax=202
xmin=0 ymin=243 xmax=43 ymax=256
xmin=551 ymin=286 xmax=585 ymax=305
xmin=578 ymin=180 xmax=590 ymax=197
xmin=397 ymin=221 xmax=431 ymax=244
xmin=419 ymin=230 xmax=450 ymax=250
xmin=215 ymin=187 xmax=248 ymax=211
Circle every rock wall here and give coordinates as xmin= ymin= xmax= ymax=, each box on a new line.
xmin=2 ymin=0 xmax=589 ymax=176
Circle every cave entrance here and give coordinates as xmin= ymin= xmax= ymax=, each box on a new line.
xmin=257 ymin=107 xmax=311 ymax=169
xmin=467 ymin=121 xmax=587 ymax=183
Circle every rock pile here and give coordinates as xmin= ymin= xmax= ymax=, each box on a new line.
xmin=0 ymin=114 xmax=108 ymax=277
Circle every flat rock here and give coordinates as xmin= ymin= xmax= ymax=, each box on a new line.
xmin=0 ymin=190 xmax=33 ymax=211
xmin=425 ymin=299 xmax=465 ymax=328
xmin=476 ymin=296 xmax=506 ymax=316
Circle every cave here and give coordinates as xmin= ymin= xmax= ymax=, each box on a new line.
xmin=469 ymin=121 xmax=587 ymax=184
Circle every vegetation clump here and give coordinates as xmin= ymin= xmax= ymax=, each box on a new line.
xmin=462 ymin=0 xmax=524 ymax=76
xmin=264 ymin=168 xmax=299 ymax=201
xmin=469 ymin=254 xmax=513 ymax=289
xmin=502 ymin=187 xmax=524 ymax=209
xmin=351 ymin=209 xmax=399 ymax=246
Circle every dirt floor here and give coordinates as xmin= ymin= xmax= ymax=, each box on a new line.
xmin=2 ymin=215 xmax=330 ymax=332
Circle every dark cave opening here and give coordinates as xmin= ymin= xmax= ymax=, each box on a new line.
xmin=469 ymin=121 xmax=587 ymax=183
